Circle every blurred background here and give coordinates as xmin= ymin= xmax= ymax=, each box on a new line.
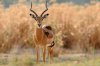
xmin=0 ymin=0 xmax=100 ymax=7
xmin=0 ymin=0 xmax=100 ymax=53
xmin=0 ymin=0 xmax=100 ymax=66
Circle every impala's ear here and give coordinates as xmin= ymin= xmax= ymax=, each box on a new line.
xmin=30 ymin=13 xmax=37 ymax=21
xmin=42 ymin=14 xmax=49 ymax=19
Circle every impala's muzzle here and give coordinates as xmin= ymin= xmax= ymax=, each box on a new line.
xmin=38 ymin=24 xmax=41 ymax=27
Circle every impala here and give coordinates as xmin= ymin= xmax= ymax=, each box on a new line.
xmin=30 ymin=1 xmax=55 ymax=62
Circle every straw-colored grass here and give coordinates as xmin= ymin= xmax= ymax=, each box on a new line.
xmin=0 ymin=2 xmax=100 ymax=53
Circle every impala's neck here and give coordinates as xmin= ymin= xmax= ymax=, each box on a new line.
xmin=35 ymin=24 xmax=45 ymax=43
xmin=37 ymin=24 xmax=42 ymax=28
xmin=36 ymin=24 xmax=42 ymax=32
xmin=35 ymin=24 xmax=43 ymax=36
xmin=36 ymin=27 xmax=43 ymax=35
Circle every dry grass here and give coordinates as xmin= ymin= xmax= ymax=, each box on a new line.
xmin=0 ymin=2 xmax=100 ymax=53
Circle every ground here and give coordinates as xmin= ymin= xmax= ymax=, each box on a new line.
xmin=0 ymin=49 xmax=100 ymax=66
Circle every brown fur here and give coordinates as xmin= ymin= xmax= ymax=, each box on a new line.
xmin=33 ymin=27 xmax=54 ymax=62
xmin=30 ymin=1 xmax=54 ymax=62
xmin=34 ymin=28 xmax=48 ymax=46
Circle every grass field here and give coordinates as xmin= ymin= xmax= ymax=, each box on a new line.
xmin=0 ymin=52 xmax=100 ymax=66
xmin=0 ymin=2 xmax=100 ymax=52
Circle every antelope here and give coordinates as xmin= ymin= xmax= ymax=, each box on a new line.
xmin=29 ymin=1 xmax=55 ymax=62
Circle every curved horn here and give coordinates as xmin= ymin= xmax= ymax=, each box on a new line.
xmin=30 ymin=2 xmax=38 ymax=17
xmin=40 ymin=0 xmax=48 ymax=17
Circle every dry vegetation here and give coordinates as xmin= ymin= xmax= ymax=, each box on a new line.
xmin=0 ymin=2 xmax=100 ymax=53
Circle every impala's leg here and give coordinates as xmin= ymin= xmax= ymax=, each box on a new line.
xmin=43 ymin=46 xmax=46 ymax=62
xmin=36 ymin=46 xmax=39 ymax=63
xmin=47 ymin=47 xmax=50 ymax=59
xmin=49 ymin=47 xmax=54 ymax=63
xmin=47 ymin=47 xmax=50 ymax=61
xmin=50 ymin=48 xmax=53 ymax=62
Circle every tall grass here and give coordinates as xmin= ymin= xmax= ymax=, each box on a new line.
xmin=0 ymin=2 xmax=100 ymax=53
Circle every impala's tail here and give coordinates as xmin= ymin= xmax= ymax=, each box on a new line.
xmin=48 ymin=41 xmax=55 ymax=48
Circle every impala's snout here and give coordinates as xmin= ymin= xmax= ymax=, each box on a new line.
xmin=38 ymin=24 xmax=41 ymax=27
